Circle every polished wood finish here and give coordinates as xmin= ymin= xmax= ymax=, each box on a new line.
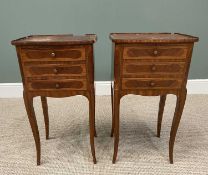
xmin=27 ymin=79 xmax=87 ymax=91
xmin=24 ymin=64 xmax=86 ymax=77
xmin=12 ymin=34 xmax=97 ymax=165
xmin=20 ymin=47 xmax=86 ymax=61
xmin=123 ymin=45 xmax=189 ymax=59
xmin=41 ymin=96 xmax=49 ymax=140
xmin=157 ymin=95 xmax=166 ymax=138
xmin=122 ymin=78 xmax=182 ymax=90
xmin=123 ymin=61 xmax=185 ymax=77
xmin=110 ymin=33 xmax=198 ymax=164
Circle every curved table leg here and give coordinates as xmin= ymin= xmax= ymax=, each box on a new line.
xmin=169 ymin=89 xmax=187 ymax=164
xmin=110 ymin=85 xmax=114 ymax=137
xmin=23 ymin=92 xmax=41 ymax=165
xmin=112 ymin=90 xmax=120 ymax=163
xmin=41 ymin=96 xmax=49 ymax=140
xmin=89 ymin=91 xmax=97 ymax=164
xmin=91 ymin=87 xmax=97 ymax=137
xmin=157 ymin=95 xmax=167 ymax=137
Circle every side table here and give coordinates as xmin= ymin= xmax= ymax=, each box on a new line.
xmin=12 ymin=34 xmax=97 ymax=165
xmin=110 ymin=33 xmax=198 ymax=163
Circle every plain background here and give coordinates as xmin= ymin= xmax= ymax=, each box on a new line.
xmin=0 ymin=0 xmax=207 ymax=82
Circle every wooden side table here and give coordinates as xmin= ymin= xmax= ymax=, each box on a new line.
xmin=110 ymin=33 xmax=199 ymax=163
xmin=11 ymin=34 xmax=97 ymax=165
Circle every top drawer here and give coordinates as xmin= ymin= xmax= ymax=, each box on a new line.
xmin=123 ymin=45 xmax=189 ymax=60
xmin=20 ymin=46 xmax=86 ymax=61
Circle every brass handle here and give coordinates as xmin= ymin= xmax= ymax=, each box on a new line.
xmin=53 ymin=68 xmax=58 ymax=74
xmin=153 ymin=50 xmax=158 ymax=55
xmin=51 ymin=52 xmax=56 ymax=57
xmin=151 ymin=65 xmax=156 ymax=71
xmin=150 ymin=82 xmax=155 ymax=87
xmin=55 ymin=83 xmax=60 ymax=89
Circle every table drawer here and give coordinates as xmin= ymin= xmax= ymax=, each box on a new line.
xmin=122 ymin=78 xmax=182 ymax=90
xmin=21 ymin=47 xmax=85 ymax=61
xmin=24 ymin=64 xmax=86 ymax=77
xmin=123 ymin=45 xmax=189 ymax=59
xmin=123 ymin=61 xmax=185 ymax=77
xmin=27 ymin=79 xmax=87 ymax=91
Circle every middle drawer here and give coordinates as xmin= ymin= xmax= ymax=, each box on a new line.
xmin=24 ymin=64 xmax=86 ymax=78
xmin=122 ymin=61 xmax=185 ymax=78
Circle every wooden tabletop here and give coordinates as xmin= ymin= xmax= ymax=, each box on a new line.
xmin=110 ymin=33 xmax=199 ymax=43
xmin=11 ymin=34 xmax=97 ymax=46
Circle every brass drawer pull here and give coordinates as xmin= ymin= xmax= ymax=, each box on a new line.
xmin=150 ymin=82 xmax=155 ymax=87
xmin=55 ymin=83 xmax=60 ymax=89
xmin=153 ymin=50 xmax=158 ymax=56
xmin=53 ymin=68 xmax=58 ymax=74
xmin=151 ymin=65 xmax=156 ymax=71
xmin=51 ymin=52 xmax=56 ymax=57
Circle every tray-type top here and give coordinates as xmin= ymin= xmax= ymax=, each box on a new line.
xmin=11 ymin=34 xmax=97 ymax=46
xmin=110 ymin=33 xmax=199 ymax=43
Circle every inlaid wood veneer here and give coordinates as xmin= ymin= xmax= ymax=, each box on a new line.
xmin=110 ymin=33 xmax=199 ymax=164
xmin=12 ymin=34 xmax=97 ymax=165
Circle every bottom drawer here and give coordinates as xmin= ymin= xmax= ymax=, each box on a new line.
xmin=122 ymin=78 xmax=182 ymax=90
xmin=27 ymin=79 xmax=87 ymax=91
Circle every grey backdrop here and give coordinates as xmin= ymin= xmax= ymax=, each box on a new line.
xmin=0 ymin=0 xmax=207 ymax=82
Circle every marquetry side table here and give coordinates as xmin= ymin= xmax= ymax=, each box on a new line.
xmin=12 ymin=34 xmax=97 ymax=165
xmin=110 ymin=33 xmax=199 ymax=163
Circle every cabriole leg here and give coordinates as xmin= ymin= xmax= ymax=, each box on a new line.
xmin=157 ymin=95 xmax=167 ymax=137
xmin=23 ymin=92 xmax=41 ymax=165
xmin=169 ymin=89 xmax=187 ymax=164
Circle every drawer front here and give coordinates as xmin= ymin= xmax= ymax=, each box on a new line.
xmin=122 ymin=78 xmax=182 ymax=90
xmin=123 ymin=61 xmax=185 ymax=77
xmin=27 ymin=80 xmax=87 ymax=91
xmin=21 ymin=47 xmax=85 ymax=61
xmin=123 ymin=45 xmax=189 ymax=59
xmin=24 ymin=64 xmax=86 ymax=77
